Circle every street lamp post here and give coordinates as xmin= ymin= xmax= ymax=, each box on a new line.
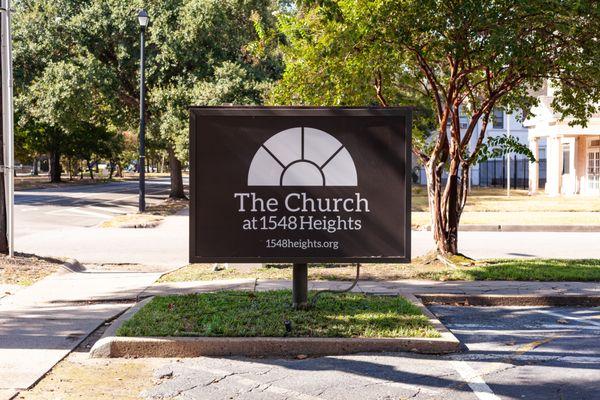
xmin=138 ymin=9 xmax=149 ymax=212
xmin=1 ymin=0 xmax=15 ymax=257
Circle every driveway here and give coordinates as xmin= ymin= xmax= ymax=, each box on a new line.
xmin=140 ymin=305 xmax=600 ymax=400
xmin=13 ymin=178 xmax=600 ymax=264
xmin=15 ymin=178 xmax=188 ymax=267
xmin=16 ymin=178 xmax=178 ymax=236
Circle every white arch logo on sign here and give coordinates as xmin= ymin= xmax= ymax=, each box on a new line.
xmin=248 ymin=127 xmax=358 ymax=186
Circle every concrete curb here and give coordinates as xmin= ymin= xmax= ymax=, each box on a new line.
xmin=89 ymin=335 xmax=461 ymax=358
xmin=90 ymin=295 xmax=461 ymax=358
xmin=418 ymin=293 xmax=600 ymax=307
xmin=60 ymin=258 xmax=85 ymax=273
xmin=418 ymin=224 xmax=600 ymax=232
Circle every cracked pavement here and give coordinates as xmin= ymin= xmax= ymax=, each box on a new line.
xmin=138 ymin=306 xmax=600 ymax=400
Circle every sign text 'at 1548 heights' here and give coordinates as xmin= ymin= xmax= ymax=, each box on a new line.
xmin=189 ymin=107 xmax=412 ymax=264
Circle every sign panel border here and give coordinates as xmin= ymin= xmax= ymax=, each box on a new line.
xmin=189 ymin=106 xmax=412 ymax=264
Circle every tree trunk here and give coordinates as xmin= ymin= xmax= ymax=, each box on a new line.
xmin=32 ymin=157 xmax=39 ymax=175
xmin=426 ymin=162 xmax=459 ymax=255
xmin=115 ymin=162 xmax=123 ymax=178
xmin=108 ymin=161 xmax=115 ymax=179
xmin=167 ymin=147 xmax=186 ymax=199
xmin=87 ymin=161 xmax=94 ymax=180
xmin=49 ymin=150 xmax=62 ymax=183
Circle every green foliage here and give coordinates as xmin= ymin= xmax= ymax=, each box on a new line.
xmin=272 ymin=0 xmax=600 ymax=150
xmin=476 ymin=135 xmax=536 ymax=164
xmin=145 ymin=0 xmax=283 ymax=158
xmin=13 ymin=0 xmax=283 ymax=168
xmin=117 ymin=290 xmax=439 ymax=338
xmin=271 ymin=0 xmax=600 ymax=253
xmin=151 ymin=61 xmax=272 ymax=160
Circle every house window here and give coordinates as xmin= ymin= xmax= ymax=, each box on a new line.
xmin=492 ymin=109 xmax=504 ymax=129
xmin=562 ymin=143 xmax=570 ymax=175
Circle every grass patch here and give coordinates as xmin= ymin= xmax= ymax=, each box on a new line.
xmin=412 ymin=186 xmax=600 ymax=227
xmin=116 ymin=291 xmax=439 ymax=338
xmin=15 ymin=175 xmax=126 ymax=191
xmin=419 ymin=259 xmax=600 ymax=281
xmin=159 ymin=259 xmax=600 ymax=283
xmin=412 ymin=186 xmax=600 ymax=213
xmin=412 ymin=211 xmax=600 ymax=227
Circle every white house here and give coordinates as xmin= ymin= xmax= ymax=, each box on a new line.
xmin=524 ymin=84 xmax=600 ymax=196
xmin=415 ymin=108 xmax=533 ymax=188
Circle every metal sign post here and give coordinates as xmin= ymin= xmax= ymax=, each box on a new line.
xmin=506 ymin=111 xmax=511 ymax=197
xmin=189 ymin=107 xmax=412 ymax=309
xmin=292 ymin=263 xmax=308 ymax=309
xmin=1 ymin=0 xmax=14 ymax=257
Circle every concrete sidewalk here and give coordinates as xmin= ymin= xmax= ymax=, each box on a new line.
xmin=144 ymin=278 xmax=600 ymax=298
xmin=0 ymin=268 xmax=166 ymax=399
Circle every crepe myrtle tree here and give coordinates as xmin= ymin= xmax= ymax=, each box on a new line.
xmin=271 ymin=0 xmax=600 ymax=257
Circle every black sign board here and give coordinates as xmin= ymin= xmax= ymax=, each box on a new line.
xmin=189 ymin=107 xmax=411 ymax=263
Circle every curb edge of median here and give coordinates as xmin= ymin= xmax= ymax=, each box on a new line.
xmin=417 ymin=293 xmax=600 ymax=307
xmin=59 ymin=258 xmax=86 ymax=273
xmin=89 ymin=294 xmax=461 ymax=358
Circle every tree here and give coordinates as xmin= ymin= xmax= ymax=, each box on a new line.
xmin=272 ymin=0 xmax=600 ymax=256
xmin=15 ymin=58 xmax=113 ymax=182
xmin=13 ymin=0 xmax=282 ymax=195
xmin=150 ymin=61 xmax=274 ymax=198
xmin=143 ymin=0 xmax=283 ymax=198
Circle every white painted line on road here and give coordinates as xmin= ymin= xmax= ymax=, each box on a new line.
xmin=535 ymin=309 xmax=600 ymax=328
xmin=543 ymin=324 xmax=600 ymax=330
xmin=68 ymin=187 xmax=171 ymax=207
xmin=16 ymin=180 xmax=174 ymax=206
xmin=450 ymin=360 xmax=501 ymax=400
xmin=453 ymin=353 xmax=600 ymax=364
xmin=41 ymin=186 xmax=173 ymax=220
xmin=450 ymin=328 xmax=584 ymax=335
xmin=16 ymin=185 xmax=140 ymax=205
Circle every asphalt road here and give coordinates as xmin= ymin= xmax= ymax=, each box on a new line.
xmin=14 ymin=178 xmax=600 ymax=261
xmin=15 ymin=177 xmax=179 ymax=238
xmin=141 ymin=305 xmax=600 ymax=400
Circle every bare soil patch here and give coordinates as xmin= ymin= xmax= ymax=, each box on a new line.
xmin=100 ymin=198 xmax=188 ymax=228
xmin=0 ymin=253 xmax=62 ymax=286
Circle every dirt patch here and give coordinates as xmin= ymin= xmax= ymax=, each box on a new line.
xmin=160 ymin=257 xmax=600 ymax=283
xmin=15 ymin=352 xmax=165 ymax=400
xmin=0 ymin=253 xmax=63 ymax=286
xmin=100 ymin=198 xmax=188 ymax=229
xmin=145 ymin=198 xmax=188 ymax=216
xmin=159 ymin=261 xmax=453 ymax=282
xmin=16 ymin=312 xmax=169 ymax=400
xmin=84 ymin=263 xmax=171 ymax=273
xmin=100 ymin=214 xmax=164 ymax=228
